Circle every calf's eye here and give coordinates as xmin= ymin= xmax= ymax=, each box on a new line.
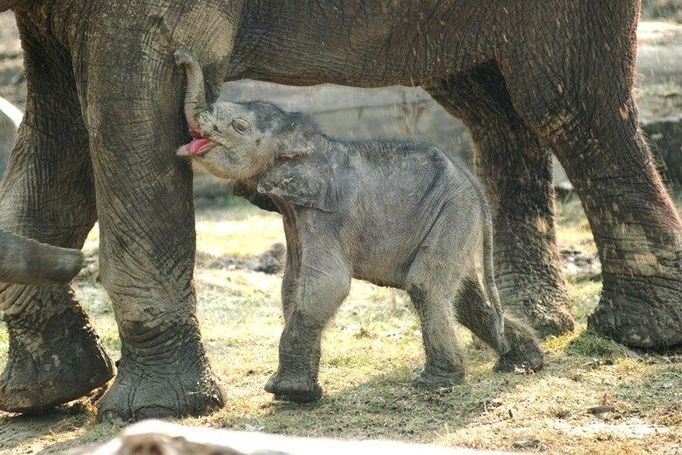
xmin=231 ymin=118 xmax=249 ymax=134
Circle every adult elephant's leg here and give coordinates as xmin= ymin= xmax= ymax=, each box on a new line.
xmin=84 ymin=70 xmax=224 ymax=422
xmin=74 ymin=7 xmax=238 ymax=422
xmin=0 ymin=15 xmax=114 ymax=412
xmin=502 ymin=6 xmax=682 ymax=349
xmin=428 ymin=67 xmax=575 ymax=338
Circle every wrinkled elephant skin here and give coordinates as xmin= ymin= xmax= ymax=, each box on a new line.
xmin=0 ymin=0 xmax=680 ymax=421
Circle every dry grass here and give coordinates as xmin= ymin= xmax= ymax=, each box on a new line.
xmin=1 ymin=195 xmax=681 ymax=454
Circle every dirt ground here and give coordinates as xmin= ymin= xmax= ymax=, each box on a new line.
xmin=0 ymin=196 xmax=681 ymax=455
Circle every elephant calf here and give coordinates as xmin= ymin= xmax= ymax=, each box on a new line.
xmin=175 ymin=50 xmax=543 ymax=403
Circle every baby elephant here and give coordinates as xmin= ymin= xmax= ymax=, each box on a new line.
xmin=175 ymin=50 xmax=544 ymax=403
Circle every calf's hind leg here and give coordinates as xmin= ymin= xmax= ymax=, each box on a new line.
xmin=405 ymin=220 xmax=476 ymax=388
xmin=427 ymin=65 xmax=575 ymax=339
xmin=455 ymin=276 xmax=544 ymax=373
xmin=408 ymin=282 xmax=465 ymax=389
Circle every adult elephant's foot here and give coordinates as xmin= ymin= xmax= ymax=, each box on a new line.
xmin=97 ymin=365 xmax=225 ymax=422
xmin=413 ymin=365 xmax=465 ymax=390
xmin=588 ymin=270 xmax=682 ymax=349
xmin=509 ymin=298 xmax=574 ymax=340
xmin=97 ymin=339 xmax=224 ymax=422
xmin=500 ymin=274 xmax=575 ymax=339
xmin=494 ymin=315 xmax=545 ymax=373
xmin=0 ymin=306 xmax=114 ymax=412
xmin=264 ymin=371 xmax=323 ymax=403
xmin=97 ymin=369 xmax=224 ymax=422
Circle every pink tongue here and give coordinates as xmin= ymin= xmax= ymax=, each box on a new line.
xmin=188 ymin=138 xmax=215 ymax=155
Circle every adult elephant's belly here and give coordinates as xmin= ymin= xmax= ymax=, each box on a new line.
xmin=226 ymin=1 xmax=499 ymax=87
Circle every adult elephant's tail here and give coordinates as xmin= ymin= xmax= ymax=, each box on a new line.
xmin=0 ymin=96 xmax=82 ymax=284
xmin=0 ymin=230 xmax=84 ymax=284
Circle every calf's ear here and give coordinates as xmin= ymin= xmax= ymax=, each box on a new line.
xmin=234 ymin=181 xmax=280 ymax=213
xmin=256 ymin=151 xmax=338 ymax=212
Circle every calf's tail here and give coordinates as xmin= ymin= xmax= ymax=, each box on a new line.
xmin=481 ymin=207 xmax=509 ymax=353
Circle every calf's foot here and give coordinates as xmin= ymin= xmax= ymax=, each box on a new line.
xmin=413 ymin=365 xmax=465 ymax=390
xmin=264 ymin=371 xmax=323 ymax=403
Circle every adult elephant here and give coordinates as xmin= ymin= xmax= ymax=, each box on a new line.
xmin=0 ymin=0 xmax=679 ymax=422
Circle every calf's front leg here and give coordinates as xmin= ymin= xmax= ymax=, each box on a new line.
xmin=265 ymin=240 xmax=351 ymax=403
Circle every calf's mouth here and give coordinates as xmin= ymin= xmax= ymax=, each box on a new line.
xmin=177 ymin=130 xmax=217 ymax=157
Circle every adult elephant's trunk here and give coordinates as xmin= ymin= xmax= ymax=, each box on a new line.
xmin=174 ymin=49 xmax=208 ymax=134
xmin=0 ymin=229 xmax=84 ymax=284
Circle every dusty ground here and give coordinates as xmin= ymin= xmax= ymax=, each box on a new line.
xmin=0 ymin=196 xmax=681 ymax=455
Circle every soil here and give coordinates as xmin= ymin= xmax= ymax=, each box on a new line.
xmin=77 ymin=242 xmax=286 ymax=284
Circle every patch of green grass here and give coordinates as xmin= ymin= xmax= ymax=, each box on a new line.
xmin=196 ymin=198 xmax=285 ymax=258
xmin=566 ymin=331 xmax=637 ymax=358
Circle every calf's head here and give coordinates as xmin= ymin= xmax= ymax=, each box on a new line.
xmin=175 ymin=49 xmax=338 ymax=211
xmin=178 ymin=99 xmax=307 ymax=180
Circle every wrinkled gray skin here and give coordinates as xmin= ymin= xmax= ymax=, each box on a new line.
xmin=176 ymin=51 xmax=541 ymax=402
xmin=1 ymin=0 xmax=680 ymax=422
xmin=0 ymin=230 xmax=83 ymax=284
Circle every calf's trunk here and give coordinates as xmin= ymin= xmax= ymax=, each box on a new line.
xmin=174 ymin=50 xmax=208 ymax=133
